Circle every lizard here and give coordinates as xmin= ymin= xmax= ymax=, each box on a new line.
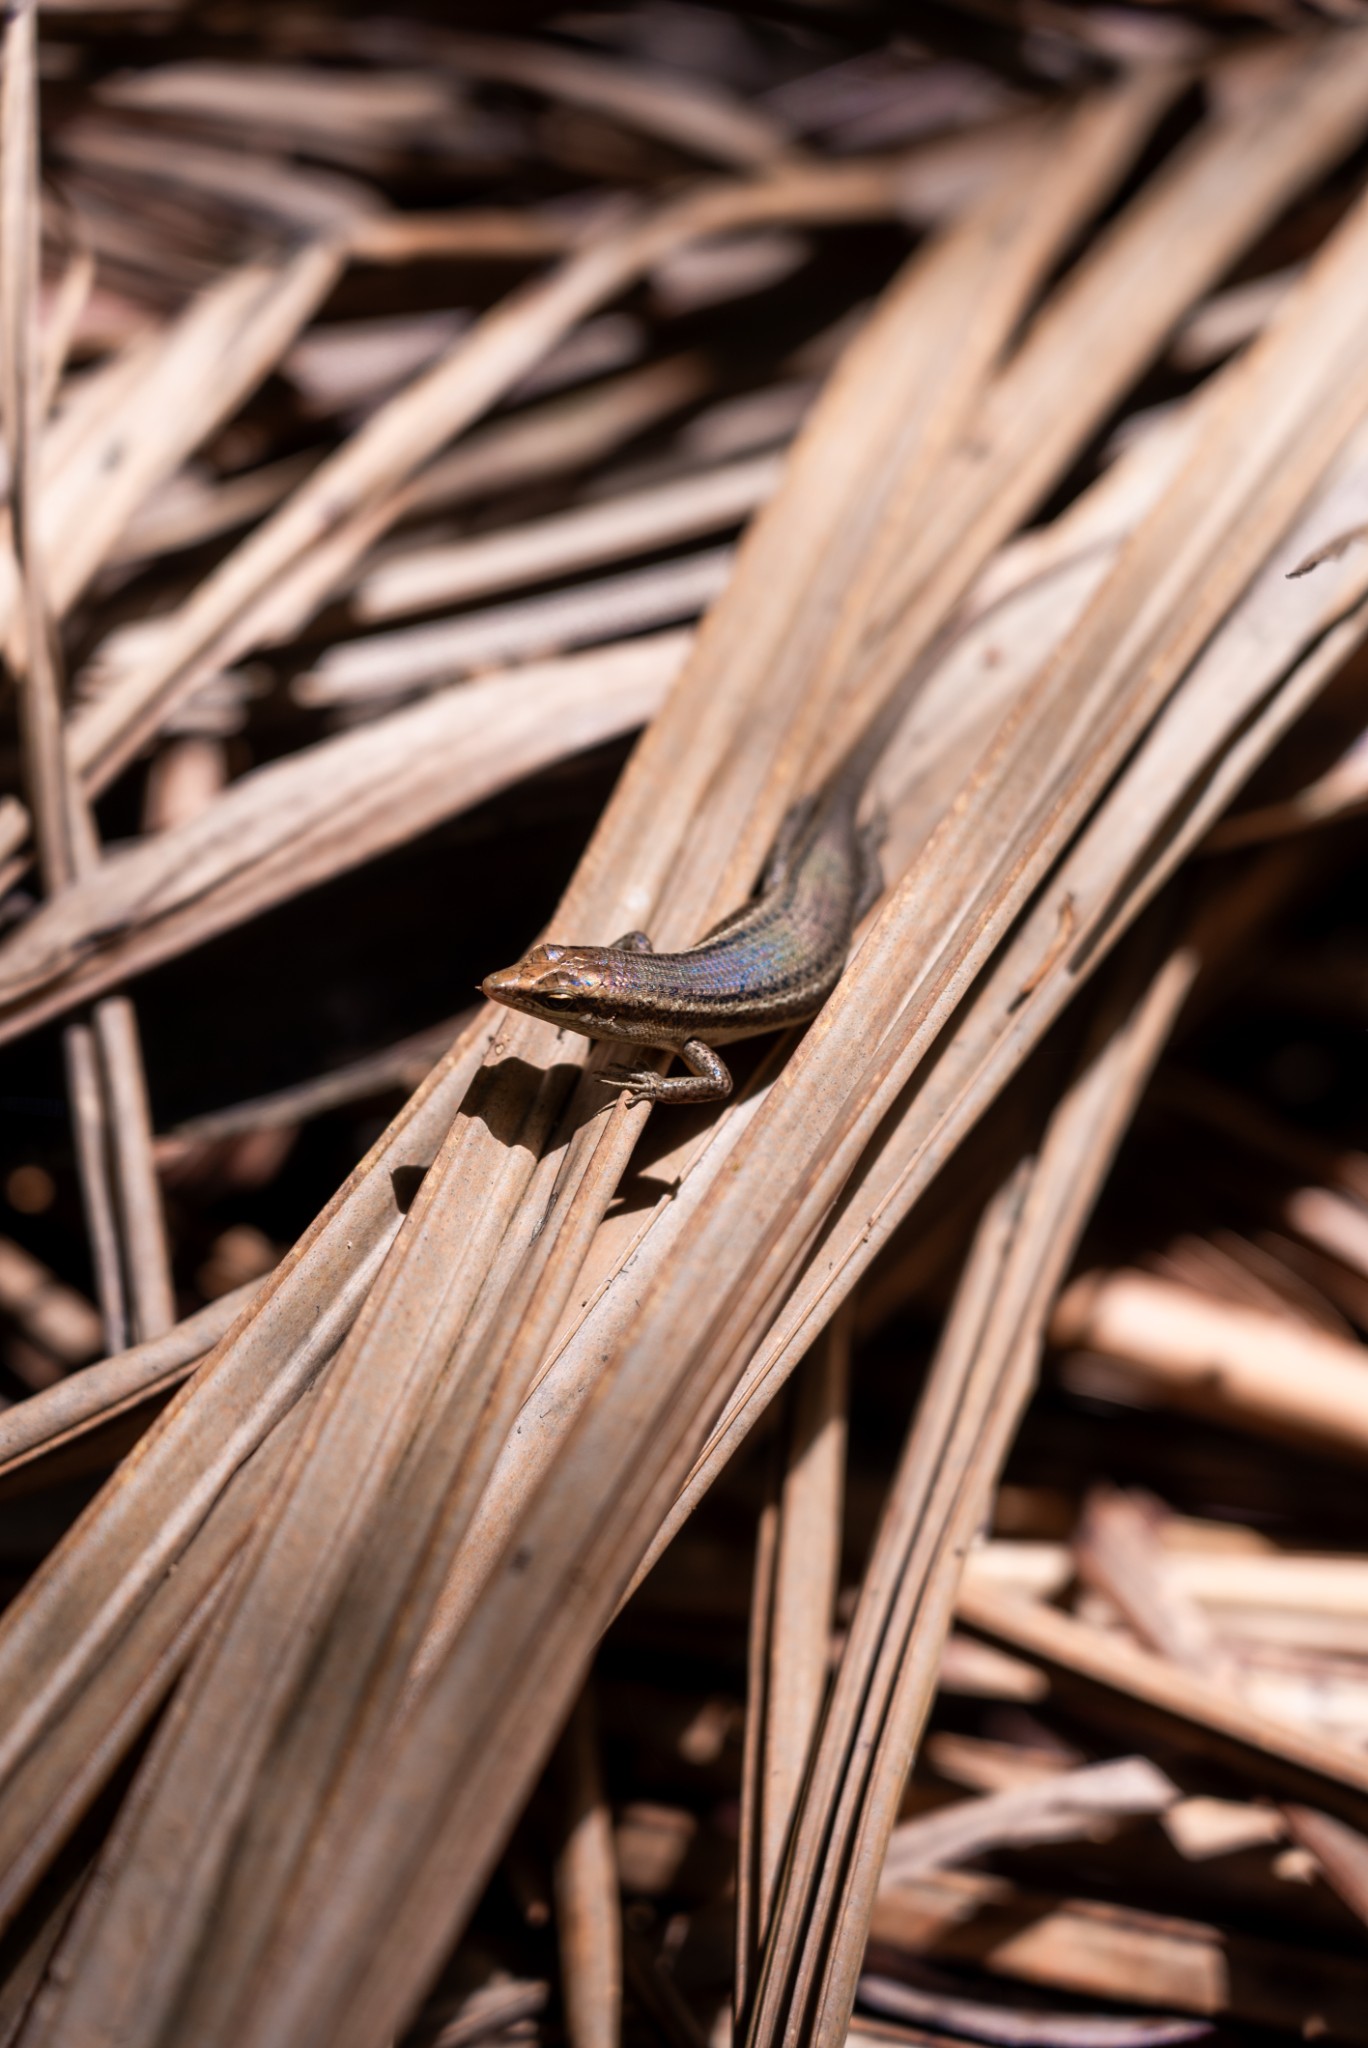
xmin=481 ymin=763 xmax=883 ymax=1105
xmin=479 ymin=521 xmax=1124 ymax=1103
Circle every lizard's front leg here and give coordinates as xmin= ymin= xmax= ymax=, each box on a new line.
xmin=596 ymin=1038 xmax=733 ymax=1106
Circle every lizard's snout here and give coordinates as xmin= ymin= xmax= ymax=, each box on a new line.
xmin=482 ymin=963 xmax=522 ymax=1007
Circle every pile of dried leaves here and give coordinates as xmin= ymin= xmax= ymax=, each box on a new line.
xmin=0 ymin=3 xmax=1367 ymax=2045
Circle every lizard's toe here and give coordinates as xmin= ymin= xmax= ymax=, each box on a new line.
xmin=594 ymin=1065 xmax=656 ymax=1099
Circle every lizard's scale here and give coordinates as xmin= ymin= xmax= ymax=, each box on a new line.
xmin=482 ymin=770 xmax=880 ymax=1104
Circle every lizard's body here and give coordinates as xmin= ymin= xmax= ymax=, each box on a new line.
xmin=482 ymin=771 xmax=881 ymax=1103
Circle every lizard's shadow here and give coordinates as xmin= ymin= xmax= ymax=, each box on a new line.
xmin=390 ymin=1057 xmax=587 ymax=1213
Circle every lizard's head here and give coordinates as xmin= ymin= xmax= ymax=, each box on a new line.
xmin=482 ymin=943 xmax=614 ymax=1037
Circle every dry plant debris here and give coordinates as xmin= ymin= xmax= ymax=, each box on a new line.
xmin=0 ymin=6 xmax=1367 ymax=2047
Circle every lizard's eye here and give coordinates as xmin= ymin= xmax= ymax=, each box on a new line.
xmin=537 ymin=966 xmax=603 ymax=998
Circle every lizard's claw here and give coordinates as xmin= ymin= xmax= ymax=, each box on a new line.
xmin=594 ymin=1065 xmax=657 ymax=1103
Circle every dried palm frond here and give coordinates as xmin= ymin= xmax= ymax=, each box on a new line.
xmin=1 ymin=10 xmax=1368 ymax=2048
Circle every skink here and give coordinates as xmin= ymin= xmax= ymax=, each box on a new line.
xmin=481 ymin=769 xmax=882 ymax=1104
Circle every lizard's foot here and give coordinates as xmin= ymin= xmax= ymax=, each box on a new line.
xmin=593 ymin=1065 xmax=664 ymax=1105
xmin=594 ymin=1038 xmax=733 ymax=1105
